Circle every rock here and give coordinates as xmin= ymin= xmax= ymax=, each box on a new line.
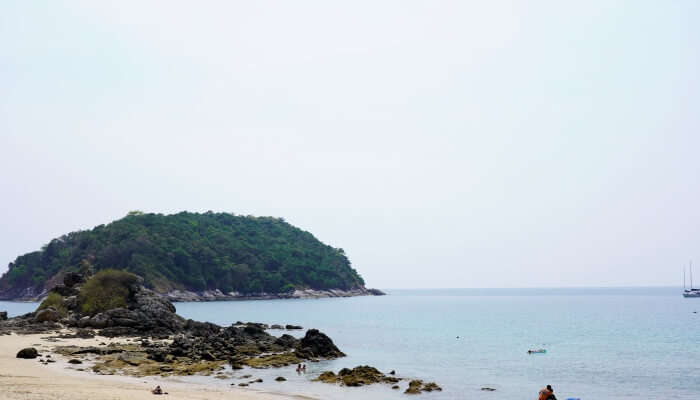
xmin=274 ymin=334 xmax=299 ymax=348
xmin=481 ymin=387 xmax=496 ymax=391
xmin=316 ymin=371 xmax=337 ymax=383
xmin=16 ymin=347 xmax=39 ymax=359
xmin=0 ymin=311 xmax=7 ymax=320
xmin=85 ymin=313 xmax=110 ymax=329
xmin=405 ymin=380 xmax=423 ymax=394
xmin=404 ymin=380 xmax=442 ymax=393
xmin=297 ymin=329 xmax=345 ymax=358
xmin=52 ymin=285 xmax=78 ymax=297
xmin=389 ymin=370 xmax=395 ymax=375
xmin=422 ymin=382 xmax=442 ymax=392
xmin=246 ymin=322 xmax=269 ymax=330
xmin=367 ymin=288 xmax=386 ymax=296
xmin=275 ymin=376 xmax=286 ymax=381
xmin=270 ymin=324 xmax=283 ymax=329
xmin=63 ymin=296 xmax=79 ymax=310
xmin=238 ymin=383 xmax=249 ymax=387
xmin=35 ymin=307 xmax=61 ymax=323
xmin=315 ymin=366 xmax=400 ymax=387
xmin=392 ymin=385 xmax=400 ymax=389
xmin=68 ymin=359 xmax=83 ymax=364
xmin=63 ymin=272 xmax=85 ymax=288
xmin=285 ymin=324 xmax=303 ymax=330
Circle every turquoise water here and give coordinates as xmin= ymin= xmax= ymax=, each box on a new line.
xmin=2 ymin=288 xmax=699 ymax=399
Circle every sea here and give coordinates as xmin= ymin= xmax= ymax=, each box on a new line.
xmin=2 ymin=287 xmax=699 ymax=400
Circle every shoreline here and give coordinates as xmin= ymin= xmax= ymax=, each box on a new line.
xmin=0 ymin=331 xmax=306 ymax=400
xmin=1 ymin=287 xmax=386 ymax=303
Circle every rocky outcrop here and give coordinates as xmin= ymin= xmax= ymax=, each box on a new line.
xmin=296 ymin=329 xmax=345 ymax=358
xmin=63 ymin=272 xmax=84 ymax=288
xmin=316 ymin=366 xmax=441 ymax=395
xmin=0 ymin=311 xmax=7 ymax=321
xmin=315 ymin=366 xmax=400 ymax=387
xmin=405 ymin=380 xmax=442 ymax=394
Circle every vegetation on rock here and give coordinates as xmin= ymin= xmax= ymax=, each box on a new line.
xmin=79 ymin=269 xmax=139 ymax=315
xmin=0 ymin=211 xmax=366 ymax=298
xmin=38 ymin=292 xmax=68 ymax=317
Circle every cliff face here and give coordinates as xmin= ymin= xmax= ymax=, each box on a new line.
xmin=0 ymin=211 xmax=370 ymax=300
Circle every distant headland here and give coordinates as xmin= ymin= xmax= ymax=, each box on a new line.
xmin=0 ymin=211 xmax=384 ymax=301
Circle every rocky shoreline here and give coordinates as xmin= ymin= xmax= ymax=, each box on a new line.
xmin=162 ymin=287 xmax=386 ymax=302
xmin=1 ymin=286 xmax=385 ymax=302
xmin=1 ymin=271 xmax=435 ymax=397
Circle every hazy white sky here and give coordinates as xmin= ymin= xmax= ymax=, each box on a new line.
xmin=2 ymin=1 xmax=699 ymax=288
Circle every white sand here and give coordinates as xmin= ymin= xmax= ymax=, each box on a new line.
xmin=0 ymin=332 xmax=302 ymax=400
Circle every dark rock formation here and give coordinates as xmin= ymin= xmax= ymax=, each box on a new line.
xmin=297 ymin=329 xmax=345 ymax=358
xmin=367 ymin=288 xmax=386 ymax=296
xmin=274 ymin=334 xmax=299 ymax=348
xmin=0 ymin=311 xmax=7 ymax=320
xmin=16 ymin=347 xmax=39 ymax=359
xmin=63 ymin=272 xmax=84 ymax=288
xmin=285 ymin=324 xmax=303 ymax=330
xmin=275 ymin=376 xmax=286 ymax=381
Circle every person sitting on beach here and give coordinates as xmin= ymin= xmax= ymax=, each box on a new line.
xmin=537 ymin=385 xmax=556 ymax=400
xmin=152 ymin=385 xmax=163 ymax=395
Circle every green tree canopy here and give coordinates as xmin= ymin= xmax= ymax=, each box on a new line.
xmin=0 ymin=212 xmax=365 ymax=297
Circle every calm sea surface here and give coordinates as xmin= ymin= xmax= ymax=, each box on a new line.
xmin=2 ymin=287 xmax=699 ymax=400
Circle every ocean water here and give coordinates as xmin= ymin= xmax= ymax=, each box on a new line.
xmin=2 ymin=287 xmax=699 ymax=400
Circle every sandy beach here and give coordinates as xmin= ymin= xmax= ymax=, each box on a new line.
xmin=0 ymin=332 xmax=297 ymax=400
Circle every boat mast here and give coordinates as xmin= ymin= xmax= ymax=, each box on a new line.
xmin=684 ymin=266 xmax=687 ymax=291
xmin=691 ymin=261 xmax=694 ymax=290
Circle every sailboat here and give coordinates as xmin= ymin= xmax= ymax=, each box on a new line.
xmin=683 ymin=261 xmax=700 ymax=298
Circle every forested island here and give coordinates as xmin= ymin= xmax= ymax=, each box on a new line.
xmin=0 ymin=211 xmax=381 ymax=301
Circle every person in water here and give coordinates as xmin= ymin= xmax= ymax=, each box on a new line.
xmin=538 ymin=384 xmax=556 ymax=400
xmin=151 ymin=385 xmax=163 ymax=395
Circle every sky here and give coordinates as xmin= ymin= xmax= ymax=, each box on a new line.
xmin=1 ymin=1 xmax=699 ymax=289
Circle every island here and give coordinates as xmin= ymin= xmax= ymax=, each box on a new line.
xmin=0 ymin=211 xmax=384 ymax=301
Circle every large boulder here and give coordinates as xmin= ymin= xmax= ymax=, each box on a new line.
xmin=35 ymin=307 xmax=61 ymax=323
xmin=297 ymin=329 xmax=345 ymax=358
xmin=16 ymin=347 xmax=39 ymax=359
